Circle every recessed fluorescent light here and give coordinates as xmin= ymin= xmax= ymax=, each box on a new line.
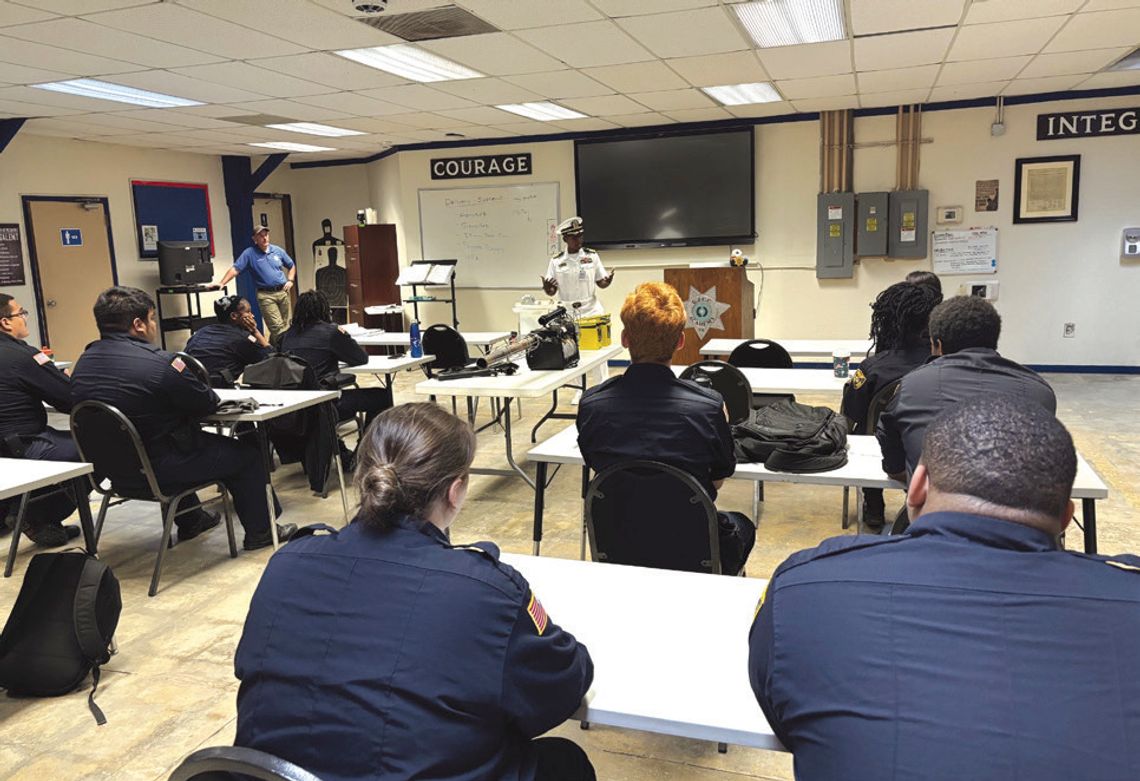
xmin=335 ymin=44 xmax=482 ymax=82
xmin=249 ymin=141 xmax=336 ymax=153
xmin=496 ymin=102 xmax=586 ymax=121
xmin=1109 ymin=47 xmax=1140 ymax=71
xmin=733 ymin=0 xmax=846 ymax=48
xmin=265 ymin=122 xmax=365 ymax=137
xmin=31 ymin=78 xmax=203 ymax=108
xmin=702 ymin=82 xmax=782 ymax=106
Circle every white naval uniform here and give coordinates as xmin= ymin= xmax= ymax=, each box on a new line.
xmin=545 ymin=247 xmax=609 ymax=389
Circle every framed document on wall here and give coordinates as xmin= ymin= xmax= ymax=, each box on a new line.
xmin=1013 ymin=155 xmax=1080 ymax=224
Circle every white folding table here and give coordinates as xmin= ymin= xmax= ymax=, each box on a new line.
xmin=700 ymin=338 xmax=873 ymax=363
xmin=342 ymin=354 xmax=435 ymax=390
xmin=205 ymin=388 xmax=344 ymax=548
xmin=674 ymin=365 xmax=849 ymax=397
xmin=356 ymin=331 xmax=512 ymax=351
xmin=2 ymin=459 xmax=96 ymax=576
xmin=502 ymin=553 xmax=782 ymax=751
xmin=414 ymin=346 xmax=622 ymax=489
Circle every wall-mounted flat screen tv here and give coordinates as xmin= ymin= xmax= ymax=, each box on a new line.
xmin=574 ymin=127 xmax=755 ymax=248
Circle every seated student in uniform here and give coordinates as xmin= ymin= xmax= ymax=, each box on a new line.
xmin=0 ymin=293 xmax=84 ymax=546
xmin=279 ymin=291 xmax=392 ymax=428
xmin=905 ymin=269 xmax=942 ymax=295
xmin=750 ymin=397 xmax=1140 ymax=781
xmin=877 ymin=295 xmax=1055 ymax=484
xmin=576 ymin=282 xmax=755 ymax=575
xmin=185 ymin=294 xmax=271 ymax=387
xmin=234 ymin=403 xmax=595 ymax=781
xmin=69 ymin=286 xmax=295 ymax=550
xmin=840 ymin=281 xmax=941 ymax=528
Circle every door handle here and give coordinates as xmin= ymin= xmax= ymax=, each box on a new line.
xmin=46 ymin=299 xmax=57 ymax=308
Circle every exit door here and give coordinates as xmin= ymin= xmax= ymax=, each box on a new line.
xmin=23 ymin=197 xmax=117 ymax=361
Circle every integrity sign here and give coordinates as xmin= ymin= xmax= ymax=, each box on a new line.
xmin=1037 ymin=108 xmax=1139 ymax=140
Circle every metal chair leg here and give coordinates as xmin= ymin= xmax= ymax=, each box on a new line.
xmin=842 ymin=486 xmax=850 ymax=529
xmin=149 ymin=501 xmax=178 ymax=597
xmin=221 ymin=488 xmax=237 ymax=559
xmin=333 ymin=445 xmax=350 ymax=526
xmin=94 ymin=492 xmax=111 ymax=544
xmin=4 ymin=492 xmax=30 ymax=577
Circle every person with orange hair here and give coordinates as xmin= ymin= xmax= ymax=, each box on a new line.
xmin=575 ymin=282 xmax=755 ymax=575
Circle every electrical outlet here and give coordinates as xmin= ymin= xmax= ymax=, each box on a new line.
xmin=1063 ymin=322 xmax=1076 ymax=338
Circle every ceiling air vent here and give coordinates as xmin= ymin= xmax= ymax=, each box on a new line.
xmin=356 ymin=5 xmax=498 ymax=41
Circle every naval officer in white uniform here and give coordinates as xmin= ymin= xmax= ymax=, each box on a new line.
xmin=542 ymin=216 xmax=615 ymax=403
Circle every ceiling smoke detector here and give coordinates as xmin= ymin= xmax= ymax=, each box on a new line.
xmin=354 ymin=1 xmax=387 ymax=13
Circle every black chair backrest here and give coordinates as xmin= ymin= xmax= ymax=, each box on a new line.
xmin=864 ymin=377 xmax=903 ymax=434
xmin=585 ymin=460 xmax=722 ymax=575
xmin=728 ymin=339 xmax=794 ymax=369
xmin=679 ymin=361 xmax=752 ymax=425
xmin=176 ymin=351 xmax=211 ymax=387
xmin=422 ymin=324 xmax=470 ymax=374
xmin=168 ymin=746 xmax=324 ymax=781
xmin=70 ymin=401 xmax=163 ymax=500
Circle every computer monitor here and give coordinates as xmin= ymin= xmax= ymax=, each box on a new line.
xmin=157 ymin=240 xmax=213 ymax=286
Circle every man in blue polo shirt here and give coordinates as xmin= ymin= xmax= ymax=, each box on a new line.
xmin=218 ymin=225 xmax=295 ymax=344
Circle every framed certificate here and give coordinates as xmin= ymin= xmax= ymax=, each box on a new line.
xmin=1013 ymin=154 xmax=1080 ymax=224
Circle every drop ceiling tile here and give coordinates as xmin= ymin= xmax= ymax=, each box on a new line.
xmin=854 ymin=28 xmax=956 ymax=71
xmin=582 ymin=60 xmax=688 ymax=92
xmin=948 ymin=17 xmax=1067 ymax=60
xmin=332 ymin=116 xmax=427 ymax=133
xmin=503 ymin=70 xmax=613 ymax=99
xmin=606 ymin=112 xmax=676 ymax=127
xmin=627 ymin=88 xmax=714 ymax=111
xmin=1044 ymin=8 xmax=1140 ymax=51
xmin=726 ymin=101 xmax=793 ymax=118
xmin=456 ymin=0 xmax=602 ymax=30
xmin=110 ymin=71 xmax=262 ymax=104
xmin=21 ymin=117 xmax=125 ymax=136
xmin=0 ymin=61 xmax=69 ymax=85
xmin=1082 ymin=0 xmax=1140 ymax=9
xmin=84 ymin=4 xmax=307 ymax=59
xmin=662 ymin=106 xmax=732 ymax=122
xmin=292 ymin=92 xmax=409 ymax=117
xmin=0 ymin=2 xmax=56 ymax=26
xmin=776 ymin=73 xmax=856 ymax=100
xmin=171 ymin=62 xmax=333 ymax=99
xmin=965 ymin=0 xmax=1084 ymax=24
xmin=70 ymin=113 xmax=186 ymax=133
xmin=16 ymin=1 xmax=152 ymax=13
xmin=857 ymin=65 xmax=940 ymax=93
xmin=179 ymin=0 xmax=402 ymax=49
xmin=0 ymin=98 xmax=85 ymax=117
xmin=1003 ymin=75 xmax=1086 ymax=94
xmin=0 ymin=35 xmax=141 ymax=75
xmin=453 ymin=126 xmax=514 ymax=140
xmin=515 ymin=21 xmax=655 ymax=68
xmin=112 ymin=132 xmax=223 ymax=148
xmin=560 ymin=93 xmax=646 ymax=116
xmin=176 ymin=103 xmax=254 ymax=118
xmin=432 ymin=77 xmax=544 ymax=104
xmin=493 ymin=120 xmax=556 ymax=136
xmin=419 ymin=33 xmax=566 ymax=76
xmin=928 ymin=81 xmax=1009 ymax=102
xmin=859 ymin=89 xmax=931 ymax=108
xmin=1020 ymin=48 xmax=1131 ymax=77
xmin=592 ymin=0 xmax=715 ymax=14
xmin=3 ymin=18 xmax=223 ymax=68
xmin=385 ymin=112 xmax=472 ymax=130
xmin=938 ymin=56 xmax=1032 ymax=85
xmin=850 ymin=0 xmax=967 ymax=35
xmin=112 ymin=109 xmax=245 ymax=129
xmin=227 ymin=99 xmax=356 ymax=122
xmin=665 ymin=51 xmax=768 ymax=87
xmin=615 ymin=7 xmax=749 ymax=58
xmin=357 ymin=84 xmax=478 ymax=111
xmin=548 ymin=117 xmax=621 ymax=132
xmin=757 ymin=41 xmax=853 ymax=80
xmin=1076 ymin=69 xmax=1140 ymax=88
xmin=435 ymin=105 xmax=526 ymax=124
xmin=246 ymin=53 xmax=408 ymax=91
xmin=789 ymin=96 xmax=859 ymax=112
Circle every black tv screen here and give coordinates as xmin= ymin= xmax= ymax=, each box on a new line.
xmin=574 ymin=128 xmax=755 ymax=248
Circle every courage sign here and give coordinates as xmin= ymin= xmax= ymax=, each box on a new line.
xmin=430 ymin=153 xmax=533 ymax=180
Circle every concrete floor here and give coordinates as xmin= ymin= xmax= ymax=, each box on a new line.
xmin=1 ymin=370 xmax=1137 ymax=781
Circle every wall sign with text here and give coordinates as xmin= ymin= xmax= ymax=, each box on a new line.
xmin=1037 ymin=108 xmax=1139 ymax=140
xmin=430 ymin=153 xmax=532 ymax=180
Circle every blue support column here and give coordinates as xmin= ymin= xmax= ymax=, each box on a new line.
xmin=0 ymin=118 xmax=26 ymax=155
xmin=221 ymin=154 xmax=287 ymax=326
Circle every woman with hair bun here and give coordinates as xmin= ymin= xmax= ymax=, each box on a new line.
xmin=234 ymin=403 xmax=596 ymax=781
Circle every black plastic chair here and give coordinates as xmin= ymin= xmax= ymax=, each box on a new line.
xmin=844 ymin=377 xmax=904 ymax=532
xmin=176 ymin=351 xmax=212 ymax=387
xmin=728 ymin=339 xmax=796 ymax=410
xmin=168 ymin=746 xmax=324 ymax=781
xmin=422 ymin=323 xmax=470 ymax=376
xmin=70 ymin=401 xmax=237 ymax=597
xmin=585 ymin=460 xmax=724 ymax=575
xmin=679 ymin=360 xmax=752 ymax=425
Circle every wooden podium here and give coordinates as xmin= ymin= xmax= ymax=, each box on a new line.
xmin=664 ymin=266 xmax=755 ymax=365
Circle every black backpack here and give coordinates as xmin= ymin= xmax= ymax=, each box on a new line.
xmin=0 ymin=551 xmax=121 ymax=724
xmin=732 ymin=399 xmax=849 ymax=473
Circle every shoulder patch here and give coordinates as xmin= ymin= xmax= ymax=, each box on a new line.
xmin=754 ymin=580 xmax=770 ymax=620
xmin=851 ymin=369 xmax=866 ymax=389
xmin=33 ymin=351 xmax=51 ymax=366
xmin=247 ymin=334 xmax=258 ymax=343
xmin=526 ymin=591 xmax=549 ymax=635
xmin=170 ymin=356 xmax=186 ymax=373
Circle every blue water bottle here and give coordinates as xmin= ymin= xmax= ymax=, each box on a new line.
xmin=409 ymin=320 xmax=423 ymax=358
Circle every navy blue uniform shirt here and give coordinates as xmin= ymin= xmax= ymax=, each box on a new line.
xmin=235 ymin=518 xmax=593 ymax=781
xmin=876 ymin=347 xmax=1056 ymax=475
xmin=0 ymin=332 xmax=72 ymax=438
xmin=839 ymin=344 xmax=929 ymax=433
xmin=576 ymin=362 xmax=735 ymax=499
xmin=70 ymin=332 xmax=219 ymax=454
xmin=749 ymin=511 xmax=1140 ymax=781
xmin=279 ymin=321 xmax=367 ymax=379
xmin=185 ymin=322 xmax=269 ymax=386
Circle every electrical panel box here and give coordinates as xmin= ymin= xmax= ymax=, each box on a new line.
xmin=817 ymin=192 xmax=855 ymax=279
xmin=856 ymin=192 xmax=889 ymax=257
xmin=888 ymin=189 xmax=929 ymax=259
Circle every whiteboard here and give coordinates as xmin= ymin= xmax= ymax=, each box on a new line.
xmin=418 ymin=182 xmax=561 ymax=289
xmin=932 ymin=227 xmax=998 ymax=275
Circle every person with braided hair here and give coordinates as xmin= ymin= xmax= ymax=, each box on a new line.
xmin=841 ymin=281 xmax=942 ymax=527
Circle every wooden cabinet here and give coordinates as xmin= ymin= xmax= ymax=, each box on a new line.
xmin=342 ymin=224 xmax=400 ymax=328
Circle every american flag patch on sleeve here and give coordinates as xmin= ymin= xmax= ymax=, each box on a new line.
xmin=171 ymin=356 xmax=186 ymax=373
xmin=33 ymin=352 xmax=51 ymax=366
xmin=526 ymin=592 xmax=548 ymax=636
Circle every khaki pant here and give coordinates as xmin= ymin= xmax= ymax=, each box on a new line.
xmin=256 ymin=289 xmax=292 ymax=344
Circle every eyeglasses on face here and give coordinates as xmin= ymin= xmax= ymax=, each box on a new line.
xmin=2 ymin=309 xmax=29 ymax=320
